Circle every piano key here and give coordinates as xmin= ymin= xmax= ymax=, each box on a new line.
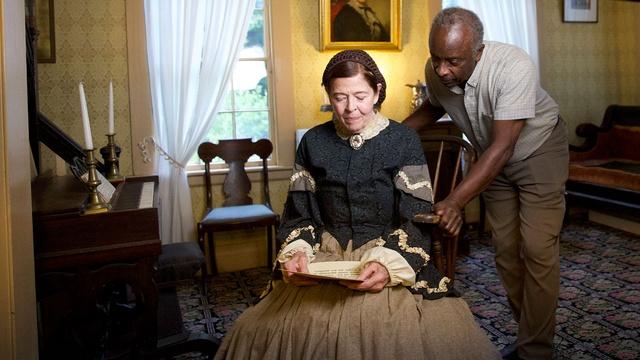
xmin=138 ymin=181 xmax=155 ymax=209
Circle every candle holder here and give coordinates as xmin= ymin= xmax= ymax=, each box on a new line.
xmin=81 ymin=149 xmax=109 ymax=215
xmin=100 ymin=133 xmax=122 ymax=181
xmin=405 ymin=80 xmax=428 ymax=113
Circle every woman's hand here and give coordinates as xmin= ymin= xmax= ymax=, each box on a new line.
xmin=340 ymin=261 xmax=389 ymax=293
xmin=281 ymin=251 xmax=318 ymax=286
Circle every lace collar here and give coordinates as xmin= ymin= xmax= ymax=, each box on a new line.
xmin=334 ymin=112 xmax=389 ymax=150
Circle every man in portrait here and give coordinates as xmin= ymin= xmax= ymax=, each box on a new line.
xmin=331 ymin=0 xmax=390 ymax=42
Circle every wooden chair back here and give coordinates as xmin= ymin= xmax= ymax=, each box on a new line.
xmin=197 ymin=138 xmax=273 ymax=209
xmin=415 ymin=135 xmax=477 ymax=224
xmin=414 ymin=135 xmax=477 ymax=280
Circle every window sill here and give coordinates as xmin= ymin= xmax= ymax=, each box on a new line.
xmin=187 ymin=165 xmax=293 ymax=187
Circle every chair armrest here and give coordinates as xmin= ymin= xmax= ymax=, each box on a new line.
xmin=572 ymin=122 xmax=602 ymax=152
xmin=413 ymin=213 xmax=441 ymax=224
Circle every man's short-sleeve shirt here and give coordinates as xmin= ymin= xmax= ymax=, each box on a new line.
xmin=425 ymin=41 xmax=559 ymax=163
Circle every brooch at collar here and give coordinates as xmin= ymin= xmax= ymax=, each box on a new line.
xmin=349 ymin=134 xmax=364 ymax=150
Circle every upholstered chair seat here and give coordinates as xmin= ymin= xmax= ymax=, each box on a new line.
xmin=200 ymin=204 xmax=276 ymax=227
xmin=157 ymin=242 xmax=206 ymax=286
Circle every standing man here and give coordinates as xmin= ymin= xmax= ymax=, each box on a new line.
xmin=404 ymin=7 xmax=568 ymax=360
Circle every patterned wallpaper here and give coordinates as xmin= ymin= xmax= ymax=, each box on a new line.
xmin=37 ymin=0 xmax=132 ymax=175
xmin=538 ymin=0 xmax=640 ymax=144
xmin=617 ymin=4 xmax=640 ymax=106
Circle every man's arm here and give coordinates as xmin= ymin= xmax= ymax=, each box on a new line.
xmin=436 ymin=119 xmax=525 ymax=236
xmin=403 ymin=100 xmax=446 ymax=132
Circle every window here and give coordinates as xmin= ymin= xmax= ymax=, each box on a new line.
xmin=189 ymin=0 xmax=272 ymax=165
xmin=127 ymin=0 xmax=294 ymax=176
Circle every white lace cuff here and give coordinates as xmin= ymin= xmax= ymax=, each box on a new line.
xmin=360 ymin=246 xmax=416 ymax=286
xmin=277 ymin=239 xmax=315 ymax=264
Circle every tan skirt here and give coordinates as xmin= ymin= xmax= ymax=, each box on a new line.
xmin=215 ymin=234 xmax=500 ymax=360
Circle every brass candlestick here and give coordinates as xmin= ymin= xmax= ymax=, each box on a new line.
xmin=81 ymin=148 xmax=109 ymax=215
xmin=102 ymin=133 xmax=122 ymax=181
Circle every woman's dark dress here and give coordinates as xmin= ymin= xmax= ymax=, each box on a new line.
xmin=215 ymin=117 xmax=499 ymax=360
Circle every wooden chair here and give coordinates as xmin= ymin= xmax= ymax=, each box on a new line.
xmin=413 ymin=135 xmax=477 ymax=282
xmin=197 ymin=138 xmax=279 ymax=275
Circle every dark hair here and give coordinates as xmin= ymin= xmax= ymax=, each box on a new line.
xmin=431 ymin=7 xmax=484 ymax=55
xmin=323 ymin=61 xmax=378 ymax=94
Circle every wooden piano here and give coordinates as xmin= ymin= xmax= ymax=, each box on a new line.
xmin=25 ymin=7 xmax=216 ymax=357
xmin=32 ymin=175 xmax=161 ymax=359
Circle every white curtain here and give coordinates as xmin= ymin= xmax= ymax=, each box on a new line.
xmin=144 ymin=0 xmax=256 ymax=244
xmin=442 ymin=0 xmax=539 ymax=70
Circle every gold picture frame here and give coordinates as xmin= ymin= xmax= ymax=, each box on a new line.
xmin=36 ymin=0 xmax=56 ymax=63
xmin=320 ymin=0 xmax=402 ymax=51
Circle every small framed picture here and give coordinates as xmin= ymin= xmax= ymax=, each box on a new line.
xmin=563 ymin=0 xmax=598 ymax=23
xmin=319 ymin=0 xmax=402 ymax=51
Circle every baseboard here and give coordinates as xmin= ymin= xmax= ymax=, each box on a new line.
xmin=588 ymin=211 xmax=640 ymax=235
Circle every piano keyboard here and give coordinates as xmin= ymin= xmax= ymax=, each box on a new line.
xmin=112 ymin=181 xmax=156 ymax=211
xmin=139 ymin=182 xmax=155 ymax=209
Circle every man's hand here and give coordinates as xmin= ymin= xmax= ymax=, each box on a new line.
xmin=434 ymin=199 xmax=463 ymax=236
xmin=429 ymin=119 xmax=525 ymax=237
xmin=340 ymin=261 xmax=390 ymax=292
xmin=281 ymin=251 xmax=318 ymax=286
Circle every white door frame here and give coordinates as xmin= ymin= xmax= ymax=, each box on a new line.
xmin=0 ymin=0 xmax=38 ymax=358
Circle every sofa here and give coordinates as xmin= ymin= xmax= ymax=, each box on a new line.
xmin=566 ymin=105 xmax=640 ymax=220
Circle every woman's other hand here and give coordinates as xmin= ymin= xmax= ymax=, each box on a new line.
xmin=281 ymin=251 xmax=318 ymax=286
xmin=340 ymin=261 xmax=389 ymax=292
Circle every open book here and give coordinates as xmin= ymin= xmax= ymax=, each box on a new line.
xmin=285 ymin=261 xmax=363 ymax=282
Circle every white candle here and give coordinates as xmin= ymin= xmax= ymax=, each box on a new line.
xmin=79 ymin=82 xmax=93 ymax=149
xmin=108 ymin=80 xmax=114 ymax=134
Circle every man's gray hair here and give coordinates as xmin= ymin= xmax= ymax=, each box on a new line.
xmin=431 ymin=7 xmax=484 ymax=53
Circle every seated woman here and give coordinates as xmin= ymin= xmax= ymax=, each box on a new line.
xmin=215 ymin=50 xmax=499 ymax=360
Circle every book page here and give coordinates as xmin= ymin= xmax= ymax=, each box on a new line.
xmin=286 ymin=261 xmax=363 ymax=282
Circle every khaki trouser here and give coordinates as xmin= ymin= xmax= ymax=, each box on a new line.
xmin=483 ymin=119 xmax=568 ymax=360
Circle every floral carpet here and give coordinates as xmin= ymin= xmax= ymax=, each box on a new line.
xmin=176 ymin=220 xmax=640 ymax=359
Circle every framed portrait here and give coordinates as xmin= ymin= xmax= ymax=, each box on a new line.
xmin=563 ymin=0 xmax=598 ymax=23
xmin=36 ymin=0 xmax=56 ymax=63
xmin=320 ymin=0 xmax=402 ymax=51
